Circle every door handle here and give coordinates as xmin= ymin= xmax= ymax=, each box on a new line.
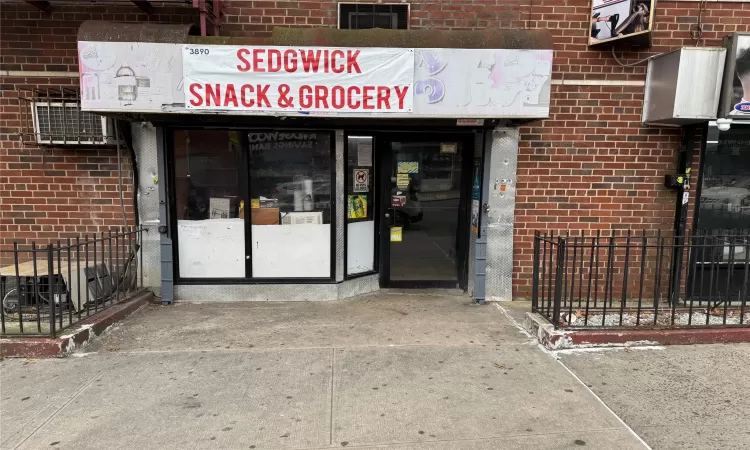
xmin=385 ymin=208 xmax=396 ymax=226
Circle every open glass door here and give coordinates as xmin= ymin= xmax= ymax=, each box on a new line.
xmin=380 ymin=136 xmax=471 ymax=288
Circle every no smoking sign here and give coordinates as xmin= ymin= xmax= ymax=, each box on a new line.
xmin=353 ymin=169 xmax=369 ymax=192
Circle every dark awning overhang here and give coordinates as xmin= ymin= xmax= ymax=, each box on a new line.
xmin=78 ymin=20 xmax=553 ymax=50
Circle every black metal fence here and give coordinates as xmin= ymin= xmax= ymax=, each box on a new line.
xmin=532 ymin=230 xmax=750 ymax=330
xmin=0 ymin=228 xmax=143 ymax=337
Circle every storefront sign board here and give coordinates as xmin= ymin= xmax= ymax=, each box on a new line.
xmin=78 ymin=41 xmax=184 ymax=112
xmin=78 ymin=42 xmax=553 ymax=119
xmin=183 ymin=45 xmax=414 ymax=113
xmin=412 ymin=48 xmax=552 ymax=118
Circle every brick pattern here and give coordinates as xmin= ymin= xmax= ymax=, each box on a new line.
xmin=220 ymin=0 xmax=531 ymax=36
xmin=2 ymin=1 xmax=750 ymax=297
xmin=0 ymin=79 xmax=135 ymax=249
xmin=1 ymin=3 xmax=196 ymax=249
xmin=0 ymin=3 xmax=198 ymax=72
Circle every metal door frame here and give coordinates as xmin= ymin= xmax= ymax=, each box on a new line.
xmin=377 ymin=132 xmax=474 ymax=289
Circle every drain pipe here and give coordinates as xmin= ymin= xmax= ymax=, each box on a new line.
xmin=667 ymin=124 xmax=698 ymax=305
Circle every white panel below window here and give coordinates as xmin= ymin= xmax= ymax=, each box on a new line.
xmin=178 ymin=219 xmax=245 ymax=278
xmin=347 ymin=220 xmax=375 ymax=275
xmin=252 ymin=224 xmax=331 ymax=278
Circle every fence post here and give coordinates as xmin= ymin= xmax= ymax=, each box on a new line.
xmin=47 ymin=245 xmax=56 ymax=338
xmin=531 ymin=231 xmax=541 ymax=311
xmin=13 ymin=241 xmax=23 ymax=333
xmin=552 ymin=236 xmax=566 ymax=328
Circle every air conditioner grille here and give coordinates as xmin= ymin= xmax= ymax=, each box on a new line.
xmin=35 ymin=103 xmax=104 ymax=143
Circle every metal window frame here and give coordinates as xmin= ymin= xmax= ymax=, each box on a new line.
xmin=337 ymin=2 xmax=410 ymax=30
xmin=343 ymin=132 xmax=379 ymax=280
xmin=167 ymin=126 xmax=338 ymax=285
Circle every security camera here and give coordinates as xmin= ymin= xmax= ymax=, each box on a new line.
xmin=716 ymin=118 xmax=732 ymax=132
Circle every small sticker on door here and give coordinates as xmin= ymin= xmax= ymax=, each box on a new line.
xmin=391 ymin=195 xmax=407 ymax=208
xmin=397 ymin=161 xmax=419 ymax=174
xmin=353 ymin=169 xmax=369 ymax=192
xmin=396 ymin=173 xmax=410 ymax=188
xmin=390 ymin=227 xmax=402 ymax=242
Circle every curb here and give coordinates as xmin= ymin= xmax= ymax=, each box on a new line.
xmin=523 ymin=312 xmax=750 ymax=350
xmin=0 ymin=291 xmax=152 ymax=358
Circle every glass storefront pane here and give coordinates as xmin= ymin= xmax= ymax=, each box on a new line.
xmin=174 ymin=130 xmax=245 ymax=278
xmin=699 ymin=125 xmax=750 ymax=231
xmin=249 ymin=131 xmax=332 ymax=278
xmin=388 ymin=141 xmax=461 ymax=282
xmin=347 ymin=136 xmax=375 ymax=275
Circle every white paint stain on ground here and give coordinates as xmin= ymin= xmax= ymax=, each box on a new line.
xmin=569 ymin=311 xmax=750 ymax=327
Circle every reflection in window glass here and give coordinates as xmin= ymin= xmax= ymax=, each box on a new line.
xmin=347 ymin=136 xmax=375 ymax=275
xmin=249 ymin=131 xmax=332 ymax=278
xmin=699 ymin=125 xmax=750 ymax=231
xmin=174 ymin=130 xmax=245 ymax=278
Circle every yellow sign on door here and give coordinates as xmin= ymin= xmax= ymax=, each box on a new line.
xmin=397 ymin=161 xmax=419 ymax=174
xmin=390 ymin=226 xmax=403 ymax=242
xmin=396 ymin=173 xmax=410 ymax=188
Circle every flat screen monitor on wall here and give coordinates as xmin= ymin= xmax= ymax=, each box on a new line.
xmin=588 ymin=0 xmax=655 ymax=48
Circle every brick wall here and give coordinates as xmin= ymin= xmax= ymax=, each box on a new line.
xmin=2 ymin=0 xmax=749 ymax=296
xmin=0 ymin=3 xmax=198 ymax=250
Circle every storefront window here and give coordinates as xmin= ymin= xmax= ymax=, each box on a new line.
xmin=699 ymin=125 xmax=750 ymax=231
xmin=347 ymin=136 xmax=375 ymax=275
xmin=174 ymin=130 xmax=245 ymax=278
xmin=249 ymin=131 xmax=333 ymax=278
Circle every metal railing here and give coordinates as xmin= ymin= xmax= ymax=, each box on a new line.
xmin=532 ymin=230 xmax=750 ymax=330
xmin=0 ymin=228 xmax=144 ymax=337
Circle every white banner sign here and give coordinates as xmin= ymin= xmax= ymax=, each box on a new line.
xmin=183 ymin=45 xmax=414 ymax=113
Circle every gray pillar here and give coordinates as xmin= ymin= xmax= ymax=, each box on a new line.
xmin=335 ymin=130 xmax=345 ymax=282
xmin=131 ymin=122 xmax=164 ymax=297
xmin=484 ymin=127 xmax=519 ymax=302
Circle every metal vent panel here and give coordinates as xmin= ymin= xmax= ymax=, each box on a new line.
xmin=34 ymin=102 xmax=105 ymax=144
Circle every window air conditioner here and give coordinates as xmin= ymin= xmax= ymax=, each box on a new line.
xmin=32 ymin=101 xmax=118 ymax=146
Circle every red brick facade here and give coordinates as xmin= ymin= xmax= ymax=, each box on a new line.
xmin=0 ymin=3 xmax=198 ymax=252
xmin=2 ymin=0 xmax=749 ymax=297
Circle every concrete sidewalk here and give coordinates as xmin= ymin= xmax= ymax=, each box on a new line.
xmin=1 ymin=292 xmax=647 ymax=450
xmin=558 ymin=344 xmax=750 ymax=450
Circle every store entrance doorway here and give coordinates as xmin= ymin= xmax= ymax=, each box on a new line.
xmin=378 ymin=134 xmax=473 ymax=289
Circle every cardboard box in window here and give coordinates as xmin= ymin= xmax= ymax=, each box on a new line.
xmin=252 ymin=207 xmax=280 ymax=225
